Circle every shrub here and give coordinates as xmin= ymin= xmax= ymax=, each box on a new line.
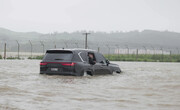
xmin=28 ymin=56 xmax=44 ymax=60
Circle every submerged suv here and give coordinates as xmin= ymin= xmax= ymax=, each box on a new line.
xmin=40 ymin=49 xmax=121 ymax=76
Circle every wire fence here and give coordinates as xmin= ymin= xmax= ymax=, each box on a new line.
xmin=0 ymin=40 xmax=179 ymax=61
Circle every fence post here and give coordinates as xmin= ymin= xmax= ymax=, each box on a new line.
xmin=64 ymin=42 xmax=68 ymax=48
xmin=98 ymin=47 xmax=100 ymax=53
xmin=143 ymin=46 xmax=147 ymax=55
xmin=54 ymin=41 xmax=56 ymax=49
xmin=151 ymin=46 xmax=155 ymax=55
xmin=115 ymin=44 xmax=120 ymax=60
xmin=75 ymin=43 xmax=79 ymax=48
xmin=106 ymin=44 xmax=110 ymax=60
xmin=40 ymin=41 xmax=44 ymax=55
xmin=160 ymin=47 xmax=163 ymax=61
xmin=176 ymin=48 xmax=179 ymax=55
xmin=170 ymin=50 xmax=172 ymax=61
xmin=125 ymin=45 xmax=129 ymax=56
xmin=16 ymin=40 xmax=20 ymax=59
xmin=4 ymin=43 xmax=6 ymax=59
xmin=136 ymin=48 xmax=138 ymax=61
xmin=29 ymin=40 xmax=33 ymax=58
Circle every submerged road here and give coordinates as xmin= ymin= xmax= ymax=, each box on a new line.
xmin=0 ymin=60 xmax=180 ymax=110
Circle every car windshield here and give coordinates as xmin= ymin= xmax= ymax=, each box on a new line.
xmin=43 ymin=52 xmax=73 ymax=61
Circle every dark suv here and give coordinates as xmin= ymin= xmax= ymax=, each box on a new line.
xmin=40 ymin=49 xmax=121 ymax=76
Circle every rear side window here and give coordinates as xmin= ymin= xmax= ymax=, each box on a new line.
xmin=43 ymin=50 xmax=73 ymax=61
xmin=80 ymin=52 xmax=87 ymax=62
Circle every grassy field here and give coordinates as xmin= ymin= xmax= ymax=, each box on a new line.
xmin=28 ymin=54 xmax=180 ymax=62
xmin=104 ymin=54 xmax=180 ymax=62
xmin=1 ymin=54 xmax=180 ymax=62
xmin=28 ymin=56 xmax=44 ymax=60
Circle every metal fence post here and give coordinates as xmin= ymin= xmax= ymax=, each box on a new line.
xmin=16 ymin=40 xmax=20 ymax=59
xmin=98 ymin=47 xmax=100 ymax=53
xmin=136 ymin=48 xmax=138 ymax=60
xmin=40 ymin=41 xmax=44 ymax=55
xmin=106 ymin=44 xmax=110 ymax=60
xmin=115 ymin=44 xmax=120 ymax=59
xmin=29 ymin=40 xmax=33 ymax=58
xmin=125 ymin=45 xmax=129 ymax=56
xmin=142 ymin=46 xmax=147 ymax=55
xmin=4 ymin=43 xmax=6 ymax=59
xmin=75 ymin=43 xmax=79 ymax=48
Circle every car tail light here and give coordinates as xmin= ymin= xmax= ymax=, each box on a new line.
xmin=61 ymin=62 xmax=76 ymax=66
xmin=40 ymin=62 xmax=48 ymax=66
xmin=40 ymin=62 xmax=75 ymax=66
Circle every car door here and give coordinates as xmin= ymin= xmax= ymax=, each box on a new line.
xmin=87 ymin=52 xmax=102 ymax=75
xmin=95 ymin=52 xmax=111 ymax=74
xmin=96 ymin=53 xmax=111 ymax=74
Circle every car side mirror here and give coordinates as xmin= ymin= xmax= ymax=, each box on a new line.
xmin=106 ymin=60 xmax=110 ymax=66
xmin=100 ymin=61 xmax=104 ymax=64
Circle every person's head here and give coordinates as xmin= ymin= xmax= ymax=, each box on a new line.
xmin=88 ymin=53 xmax=94 ymax=59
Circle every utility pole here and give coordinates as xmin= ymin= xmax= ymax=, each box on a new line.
xmin=4 ymin=43 xmax=6 ymax=59
xmin=16 ymin=40 xmax=20 ymax=59
xmin=82 ymin=32 xmax=90 ymax=49
xmin=29 ymin=40 xmax=33 ymax=58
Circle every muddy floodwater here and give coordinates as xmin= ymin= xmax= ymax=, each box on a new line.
xmin=0 ymin=60 xmax=180 ymax=110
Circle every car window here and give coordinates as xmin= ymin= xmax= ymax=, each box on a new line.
xmin=88 ymin=52 xmax=96 ymax=61
xmin=87 ymin=52 xmax=96 ymax=64
xmin=95 ymin=53 xmax=106 ymax=63
xmin=80 ymin=52 xmax=87 ymax=62
xmin=43 ymin=51 xmax=73 ymax=61
xmin=72 ymin=53 xmax=82 ymax=62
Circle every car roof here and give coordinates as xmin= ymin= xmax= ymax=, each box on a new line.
xmin=47 ymin=48 xmax=96 ymax=53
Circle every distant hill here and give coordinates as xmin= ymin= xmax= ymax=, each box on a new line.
xmin=0 ymin=27 xmax=180 ymax=53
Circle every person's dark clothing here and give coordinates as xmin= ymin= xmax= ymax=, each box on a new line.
xmin=89 ymin=57 xmax=96 ymax=65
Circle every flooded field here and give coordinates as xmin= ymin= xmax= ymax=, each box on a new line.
xmin=0 ymin=60 xmax=180 ymax=110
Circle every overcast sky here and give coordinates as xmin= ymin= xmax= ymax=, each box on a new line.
xmin=0 ymin=0 xmax=180 ymax=33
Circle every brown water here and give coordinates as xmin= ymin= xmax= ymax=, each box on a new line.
xmin=0 ymin=60 xmax=180 ymax=110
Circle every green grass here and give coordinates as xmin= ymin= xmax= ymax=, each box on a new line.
xmin=6 ymin=57 xmax=21 ymax=60
xmin=28 ymin=56 xmax=44 ymax=60
xmin=104 ymin=54 xmax=180 ymax=62
xmin=2 ymin=54 xmax=180 ymax=62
